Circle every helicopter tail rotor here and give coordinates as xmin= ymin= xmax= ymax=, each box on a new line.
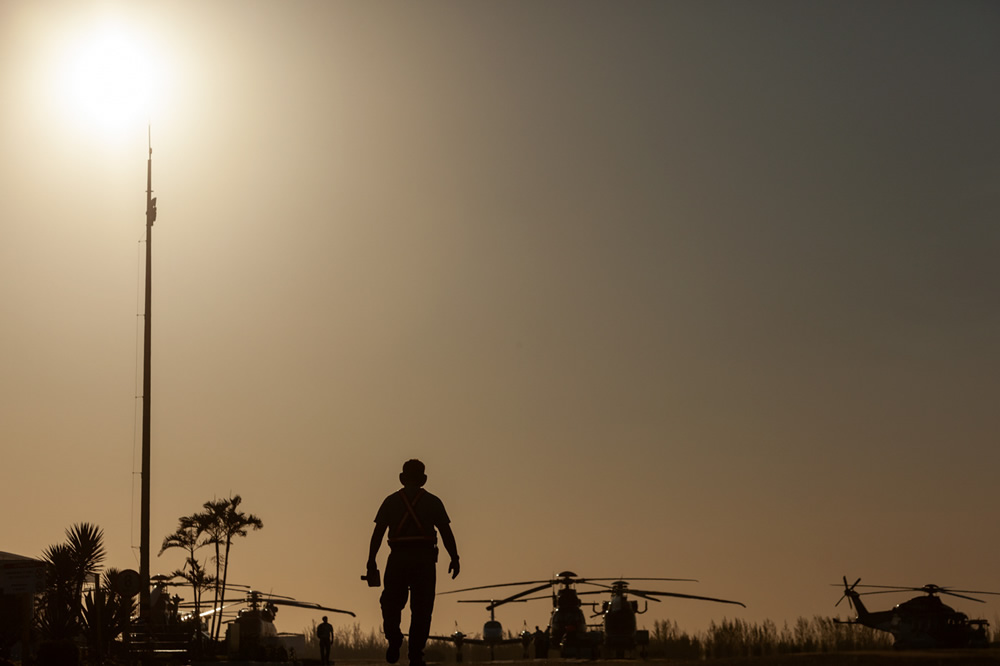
xmin=835 ymin=577 xmax=861 ymax=609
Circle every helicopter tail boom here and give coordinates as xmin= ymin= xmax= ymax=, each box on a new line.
xmin=836 ymin=577 xmax=871 ymax=623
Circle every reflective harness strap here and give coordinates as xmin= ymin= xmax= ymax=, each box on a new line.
xmin=388 ymin=489 xmax=436 ymax=546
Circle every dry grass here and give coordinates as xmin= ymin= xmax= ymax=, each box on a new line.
xmin=321 ymin=652 xmax=1000 ymax=666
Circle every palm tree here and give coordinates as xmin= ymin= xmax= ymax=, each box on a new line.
xmin=38 ymin=523 xmax=106 ymax=639
xmin=179 ymin=506 xmax=224 ymax=638
xmin=80 ymin=568 xmax=136 ymax=659
xmin=160 ymin=523 xmax=210 ymax=620
xmin=213 ymin=495 xmax=262 ymax=641
xmin=64 ymin=522 xmax=106 ymax=614
xmin=37 ymin=543 xmax=78 ymax=642
xmin=178 ymin=495 xmax=263 ymax=641
xmin=168 ymin=559 xmax=215 ymax=632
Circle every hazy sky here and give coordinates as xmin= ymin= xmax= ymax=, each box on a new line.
xmin=3 ymin=0 xmax=999 ymax=640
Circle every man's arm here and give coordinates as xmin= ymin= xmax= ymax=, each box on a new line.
xmin=368 ymin=523 xmax=387 ymax=569
xmin=438 ymin=523 xmax=460 ymax=579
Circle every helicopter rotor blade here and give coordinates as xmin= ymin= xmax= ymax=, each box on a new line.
xmin=582 ymin=577 xmax=698 ymax=584
xmin=855 ymin=589 xmax=919 ymax=598
xmin=222 ymin=584 xmax=298 ymax=601
xmin=830 ymin=577 xmax=861 ymax=589
xmin=576 ymin=590 xmax=663 ymax=603
xmin=244 ymin=589 xmax=297 ymax=601
xmin=268 ymin=599 xmax=355 ymax=616
xmin=847 ymin=584 xmax=1000 ymax=597
xmin=177 ymin=602 xmax=239 ymax=619
xmin=935 ymin=587 xmax=1000 ymax=600
xmin=831 ymin=581 xmax=1000 ymax=604
xmin=834 ymin=577 xmax=847 ymax=608
xmin=488 ymin=583 xmax=554 ymax=609
xmin=439 ymin=580 xmax=552 ymax=595
xmin=441 ymin=575 xmax=697 ymax=597
xmin=197 ymin=603 xmax=237 ymax=618
xmin=835 ymin=576 xmax=860 ymax=609
xmin=633 ymin=590 xmax=746 ymax=608
xmin=942 ymin=588 xmax=1000 ymax=596
xmin=938 ymin=591 xmax=987 ymax=604
xmin=623 ymin=589 xmax=663 ymax=603
xmin=845 ymin=584 xmax=949 ymax=593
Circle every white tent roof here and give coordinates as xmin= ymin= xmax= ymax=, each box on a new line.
xmin=0 ymin=551 xmax=42 ymax=562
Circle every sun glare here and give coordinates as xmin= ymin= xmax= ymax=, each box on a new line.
xmin=56 ymin=18 xmax=160 ymax=136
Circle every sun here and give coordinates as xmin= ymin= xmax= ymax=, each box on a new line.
xmin=57 ymin=18 xmax=159 ymax=136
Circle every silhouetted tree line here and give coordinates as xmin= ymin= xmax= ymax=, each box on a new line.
xmin=649 ymin=616 xmax=893 ymax=660
xmin=300 ymin=616 xmax=896 ymax=662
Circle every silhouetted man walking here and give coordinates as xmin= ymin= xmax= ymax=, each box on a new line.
xmin=317 ymin=615 xmax=334 ymax=665
xmin=367 ymin=459 xmax=460 ymax=666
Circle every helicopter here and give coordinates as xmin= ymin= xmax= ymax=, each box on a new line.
xmin=579 ymin=578 xmax=746 ymax=658
xmin=429 ymin=600 xmax=523 ymax=662
xmin=834 ymin=576 xmax=998 ymax=649
xmin=443 ymin=571 xmax=743 ymax=658
xmin=442 ymin=571 xmax=599 ymax=657
xmin=180 ymin=586 xmax=354 ymax=661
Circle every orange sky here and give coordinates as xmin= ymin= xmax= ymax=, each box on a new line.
xmin=2 ymin=0 xmax=999 ymax=641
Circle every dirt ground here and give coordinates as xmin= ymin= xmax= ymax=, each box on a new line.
xmin=322 ymin=653 xmax=1000 ymax=666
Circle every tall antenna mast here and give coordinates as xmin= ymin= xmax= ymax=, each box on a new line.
xmin=139 ymin=126 xmax=157 ymax=621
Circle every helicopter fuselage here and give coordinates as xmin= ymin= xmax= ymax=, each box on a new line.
xmin=226 ymin=605 xmax=287 ymax=661
xmin=549 ymin=588 xmax=588 ymax=647
xmin=482 ymin=619 xmax=504 ymax=642
xmin=600 ymin=595 xmax=642 ymax=653
xmin=846 ymin=588 xmax=990 ymax=649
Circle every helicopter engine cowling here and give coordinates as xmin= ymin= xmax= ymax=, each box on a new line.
xmin=483 ymin=620 xmax=504 ymax=642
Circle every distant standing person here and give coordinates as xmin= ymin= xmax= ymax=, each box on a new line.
xmin=317 ymin=615 xmax=334 ymax=665
xmin=366 ymin=459 xmax=460 ymax=666
xmin=533 ymin=626 xmax=550 ymax=659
